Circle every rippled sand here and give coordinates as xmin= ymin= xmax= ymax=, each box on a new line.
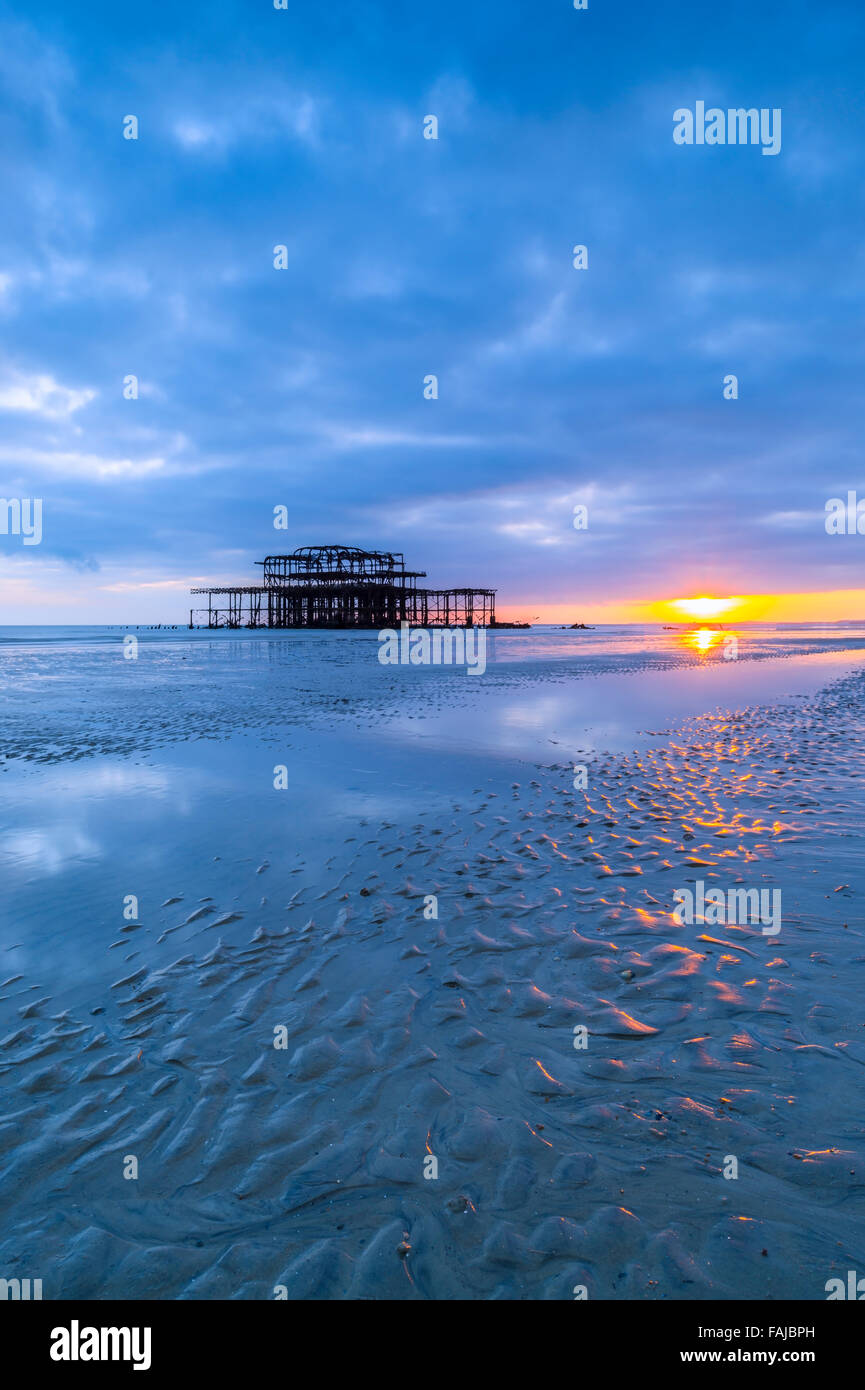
xmin=0 ymin=633 xmax=864 ymax=1299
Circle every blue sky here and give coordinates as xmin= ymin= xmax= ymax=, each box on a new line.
xmin=0 ymin=0 xmax=863 ymax=622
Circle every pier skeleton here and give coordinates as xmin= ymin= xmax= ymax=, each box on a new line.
xmin=190 ymin=544 xmax=496 ymax=629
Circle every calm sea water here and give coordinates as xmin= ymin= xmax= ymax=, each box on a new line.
xmin=3 ymin=618 xmax=865 ymax=659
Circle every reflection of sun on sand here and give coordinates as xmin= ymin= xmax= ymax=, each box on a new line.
xmin=689 ymin=627 xmax=719 ymax=654
xmin=685 ymin=626 xmax=728 ymax=655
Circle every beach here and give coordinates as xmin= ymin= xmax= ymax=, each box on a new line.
xmin=1 ymin=623 xmax=864 ymax=1299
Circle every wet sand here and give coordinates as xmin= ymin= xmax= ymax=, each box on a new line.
xmin=0 ymin=626 xmax=864 ymax=1299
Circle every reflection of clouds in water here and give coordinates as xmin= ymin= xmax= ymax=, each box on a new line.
xmin=500 ymin=701 xmax=558 ymax=731
xmin=6 ymin=762 xmax=214 ymax=823
xmin=382 ymin=651 xmax=865 ymax=763
xmin=497 ymin=695 xmax=597 ymax=733
xmin=71 ymin=766 xmax=174 ymax=794
xmin=0 ymin=826 xmax=100 ymax=873
xmin=13 ymin=764 xmax=175 ymax=802
xmin=332 ymin=791 xmax=418 ymax=819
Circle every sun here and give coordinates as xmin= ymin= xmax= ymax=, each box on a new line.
xmin=670 ymin=595 xmax=739 ymax=620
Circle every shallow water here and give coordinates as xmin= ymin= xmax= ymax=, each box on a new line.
xmin=1 ymin=623 xmax=864 ymax=1299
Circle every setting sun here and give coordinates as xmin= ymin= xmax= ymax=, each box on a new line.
xmin=669 ymin=596 xmax=740 ymax=620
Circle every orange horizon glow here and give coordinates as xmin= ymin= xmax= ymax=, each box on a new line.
xmin=668 ymin=595 xmax=741 ymax=620
xmin=495 ymin=588 xmax=865 ymax=626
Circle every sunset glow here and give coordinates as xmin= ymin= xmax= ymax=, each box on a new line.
xmin=669 ymin=596 xmax=740 ymax=620
xmin=496 ymin=589 xmax=865 ymax=627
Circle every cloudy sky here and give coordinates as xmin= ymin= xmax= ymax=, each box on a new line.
xmin=1 ymin=0 xmax=863 ymax=623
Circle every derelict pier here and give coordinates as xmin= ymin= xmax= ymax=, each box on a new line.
xmin=189 ymin=544 xmax=497 ymax=629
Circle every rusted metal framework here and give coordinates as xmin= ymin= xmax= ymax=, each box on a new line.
xmin=190 ymin=545 xmax=496 ymax=629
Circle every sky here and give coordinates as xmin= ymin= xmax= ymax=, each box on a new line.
xmin=0 ymin=0 xmax=863 ymax=624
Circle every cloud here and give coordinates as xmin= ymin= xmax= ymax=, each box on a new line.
xmin=343 ymin=262 xmax=407 ymax=300
xmin=368 ymin=479 xmax=651 ymax=547
xmin=99 ymin=577 xmax=193 ymax=593
xmin=695 ymin=318 xmax=799 ymax=356
xmin=0 ymin=19 xmax=74 ymax=130
xmin=0 ymin=446 xmax=165 ymax=480
xmin=762 ymin=509 xmax=825 ymax=529
xmin=423 ymin=73 xmax=476 ymax=128
xmin=0 ymin=371 xmax=95 ymax=419
xmin=170 ymin=91 xmax=323 ymax=155
xmin=323 ymin=425 xmax=488 ymax=450
xmin=482 ymin=289 xmax=620 ymax=361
